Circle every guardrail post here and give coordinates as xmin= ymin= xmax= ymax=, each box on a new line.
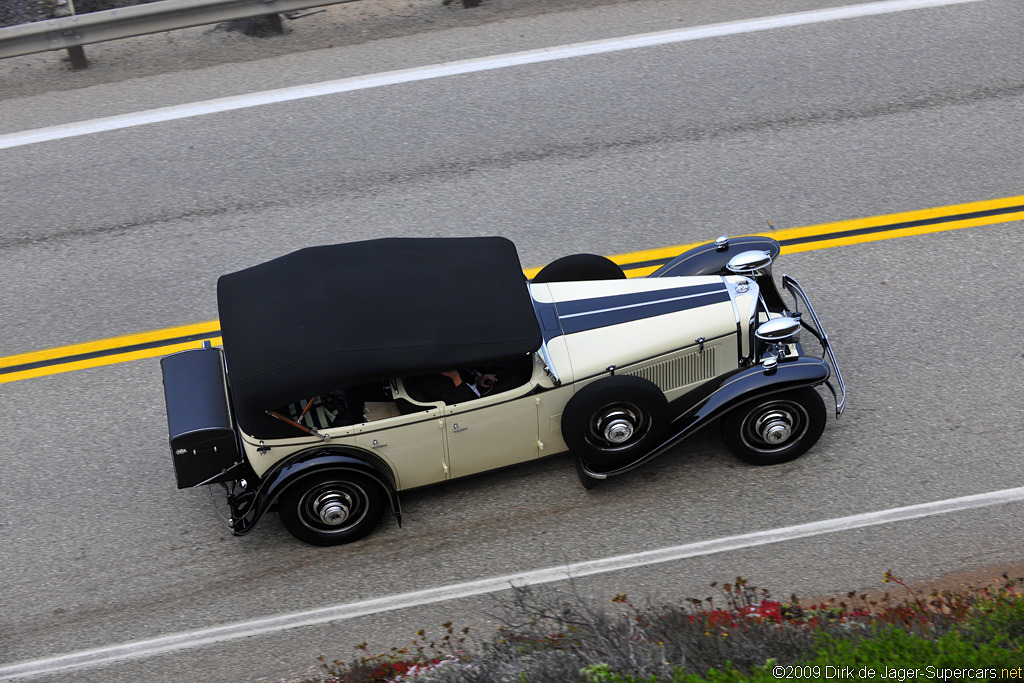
xmin=264 ymin=12 xmax=284 ymax=32
xmin=233 ymin=13 xmax=284 ymax=35
xmin=67 ymin=44 xmax=88 ymax=68
xmin=53 ymin=0 xmax=90 ymax=69
xmin=66 ymin=44 xmax=88 ymax=69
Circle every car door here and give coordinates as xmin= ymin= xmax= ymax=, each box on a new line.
xmin=353 ymin=407 xmax=448 ymax=491
xmin=443 ymin=384 xmax=541 ymax=479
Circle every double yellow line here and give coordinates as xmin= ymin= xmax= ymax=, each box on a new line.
xmin=3 ymin=194 xmax=1023 ymax=385
xmin=0 ymin=320 xmax=224 ymax=385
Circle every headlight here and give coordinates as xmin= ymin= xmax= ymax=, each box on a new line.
xmin=755 ymin=316 xmax=801 ymax=345
xmin=755 ymin=316 xmax=801 ymax=370
xmin=726 ymin=249 xmax=774 ymax=276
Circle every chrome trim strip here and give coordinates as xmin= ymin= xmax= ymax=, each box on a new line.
xmin=537 ymin=341 xmax=561 ymax=386
xmin=722 ymin=277 xmax=744 ymax=327
xmin=721 ymin=276 xmax=745 ymax=363
xmin=721 ymin=276 xmax=761 ymax=362
xmin=781 ymin=275 xmax=846 ymax=417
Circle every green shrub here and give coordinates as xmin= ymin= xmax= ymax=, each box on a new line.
xmin=676 ymin=617 xmax=1024 ymax=683
xmin=958 ymin=582 xmax=1024 ymax=648
xmin=297 ymin=575 xmax=1024 ymax=683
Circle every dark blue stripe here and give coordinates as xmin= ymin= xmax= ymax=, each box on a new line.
xmin=558 ymin=288 xmax=730 ymax=335
xmin=533 ymin=301 xmax=565 ymax=343
xmin=555 ymin=283 xmax=726 ymax=317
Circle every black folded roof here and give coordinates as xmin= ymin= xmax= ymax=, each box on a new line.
xmin=217 ymin=237 xmax=541 ymax=408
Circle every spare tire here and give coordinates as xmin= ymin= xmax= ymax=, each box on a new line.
xmin=561 ymin=375 xmax=668 ymax=471
xmin=533 ymin=254 xmax=625 ymax=283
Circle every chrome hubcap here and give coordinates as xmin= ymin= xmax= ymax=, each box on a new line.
xmin=602 ymin=414 xmax=635 ymax=443
xmin=756 ymin=410 xmax=793 ymax=444
xmin=589 ymin=404 xmax=647 ymax=451
xmin=295 ymin=479 xmax=371 ymax=534
xmin=313 ymin=491 xmax=353 ymax=526
xmin=740 ymin=399 xmax=810 ymax=454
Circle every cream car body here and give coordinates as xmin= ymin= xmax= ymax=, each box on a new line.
xmin=161 ymin=236 xmax=844 ymax=545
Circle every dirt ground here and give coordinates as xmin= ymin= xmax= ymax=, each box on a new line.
xmin=803 ymin=562 xmax=1024 ymax=608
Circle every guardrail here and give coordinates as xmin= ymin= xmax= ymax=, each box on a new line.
xmin=0 ymin=0 xmax=366 ymax=70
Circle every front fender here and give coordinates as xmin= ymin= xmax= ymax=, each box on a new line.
xmin=678 ymin=356 xmax=831 ymax=425
xmin=231 ymin=448 xmax=400 ymax=536
xmin=649 ymin=236 xmax=780 ymax=278
xmin=649 ymin=236 xmax=787 ymax=310
xmin=585 ymin=356 xmax=830 ymax=478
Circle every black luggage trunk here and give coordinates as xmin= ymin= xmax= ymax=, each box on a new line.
xmin=161 ymin=347 xmax=241 ymax=488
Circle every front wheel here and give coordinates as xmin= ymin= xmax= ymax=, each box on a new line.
xmin=720 ymin=388 xmax=826 ymax=466
xmin=278 ymin=471 xmax=384 ymax=546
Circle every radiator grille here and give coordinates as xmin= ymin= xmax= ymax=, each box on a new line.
xmin=624 ymin=347 xmax=717 ymax=392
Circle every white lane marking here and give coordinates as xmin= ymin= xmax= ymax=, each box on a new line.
xmin=3 ymin=485 xmax=1022 ymax=680
xmin=0 ymin=0 xmax=980 ymax=151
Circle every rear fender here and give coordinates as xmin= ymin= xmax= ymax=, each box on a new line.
xmin=231 ymin=448 xmax=400 ymax=536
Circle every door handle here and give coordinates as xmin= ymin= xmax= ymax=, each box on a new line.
xmin=372 ymin=439 xmax=387 ymax=448
xmin=452 ymin=423 xmax=468 ymax=433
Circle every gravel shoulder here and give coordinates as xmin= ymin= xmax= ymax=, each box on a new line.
xmin=804 ymin=562 xmax=1024 ymax=608
xmin=0 ymin=0 xmax=637 ymax=99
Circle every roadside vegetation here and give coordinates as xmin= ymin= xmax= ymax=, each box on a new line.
xmin=294 ymin=572 xmax=1024 ymax=683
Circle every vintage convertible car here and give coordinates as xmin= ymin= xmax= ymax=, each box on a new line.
xmin=161 ymin=236 xmax=844 ymax=545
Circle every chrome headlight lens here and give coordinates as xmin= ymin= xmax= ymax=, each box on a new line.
xmin=755 ymin=316 xmax=801 ymax=370
xmin=755 ymin=316 xmax=802 ymax=345
xmin=726 ymin=249 xmax=775 ymax=276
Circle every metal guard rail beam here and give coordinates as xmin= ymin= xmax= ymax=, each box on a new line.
xmin=0 ymin=0 xmax=362 ymax=61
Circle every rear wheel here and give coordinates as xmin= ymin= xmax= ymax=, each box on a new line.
xmin=720 ymin=388 xmax=826 ymax=465
xmin=278 ymin=471 xmax=384 ymax=545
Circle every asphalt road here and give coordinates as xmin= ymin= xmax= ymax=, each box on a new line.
xmin=1 ymin=0 xmax=1023 ymax=680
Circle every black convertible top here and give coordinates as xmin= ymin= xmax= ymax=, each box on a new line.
xmin=217 ymin=237 xmax=541 ymax=409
